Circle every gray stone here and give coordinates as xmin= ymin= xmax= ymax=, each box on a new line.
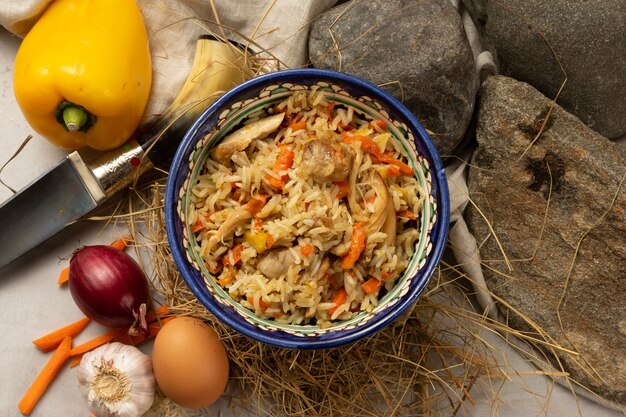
xmin=484 ymin=0 xmax=626 ymax=139
xmin=466 ymin=75 xmax=626 ymax=404
xmin=308 ymin=0 xmax=478 ymax=156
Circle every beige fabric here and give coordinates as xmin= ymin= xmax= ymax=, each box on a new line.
xmin=0 ymin=0 xmax=337 ymax=116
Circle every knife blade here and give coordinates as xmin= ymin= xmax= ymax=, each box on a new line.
xmin=0 ymin=35 xmax=250 ymax=269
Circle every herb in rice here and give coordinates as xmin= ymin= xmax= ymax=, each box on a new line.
xmin=188 ymin=89 xmax=424 ymax=327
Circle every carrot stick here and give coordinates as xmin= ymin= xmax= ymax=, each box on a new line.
xmin=69 ymin=328 xmax=127 ymax=357
xmin=68 ymin=354 xmax=83 ymax=368
xmin=148 ymin=317 xmax=176 ymax=337
xmin=328 ymin=288 xmax=348 ymax=315
xmin=32 ymin=317 xmax=90 ymax=352
xmin=57 ymin=236 xmax=131 ymax=285
xmin=145 ymin=305 xmax=170 ymax=323
xmin=341 ymin=222 xmax=366 ymax=269
xmin=18 ymin=336 xmax=72 ymax=415
xmin=109 ymin=235 xmax=131 ymax=251
xmin=342 ymin=132 xmax=414 ymax=176
xmin=361 ymin=277 xmax=384 ymax=294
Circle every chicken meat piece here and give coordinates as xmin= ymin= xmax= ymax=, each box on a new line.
xmin=300 ymin=139 xmax=353 ymax=183
xmin=210 ymin=113 xmax=284 ymax=164
xmin=257 ymin=248 xmax=298 ymax=278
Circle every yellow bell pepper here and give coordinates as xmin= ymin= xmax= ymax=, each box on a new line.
xmin=13 ymin=0 xmax=152 ymax=151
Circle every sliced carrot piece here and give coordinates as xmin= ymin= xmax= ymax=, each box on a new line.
xmin=299 ymin=244 xmax=314 ymax=257
xmin=222 ymin=243 xmax=245 ymax=267
xmin=32 ymin=317 xmax=90 ymax=352
xmin=341 ymin=222 xmax=366 ymax=269
xmin=56 ymin=268 xmax=70 ymax=286
xmin=18 ymin=336 xmax=72 ymax=415
xmin=328 ymin=288 xmax=348 ymax=315
xmin=334 ymin=180 xmax=350 ymax=199
xmin=361 ymin=277 xmax=384 ymax=294
xmin=288 ymin=121 xmax=307 ymax=131
xmin=397 ymin=209 xmax=417 ymax=220
xmin=370 ymin=119 xmax=387 ymax=130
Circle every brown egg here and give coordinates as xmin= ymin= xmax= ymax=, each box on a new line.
xmin=152 ymin=317 xmax=229 ymax=408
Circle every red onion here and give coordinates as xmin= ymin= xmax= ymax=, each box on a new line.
xmin=69 ymin=245 xmax=149 ymax=336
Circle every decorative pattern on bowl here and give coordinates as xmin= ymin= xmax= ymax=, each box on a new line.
xmin=165 ymin=69 xmax=449 ymax=349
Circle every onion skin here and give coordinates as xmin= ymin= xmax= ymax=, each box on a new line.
xmin=69 ymin=245 xmax=149 ymax=336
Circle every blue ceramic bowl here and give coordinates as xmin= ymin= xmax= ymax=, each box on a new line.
xmin=165 ymin=69 xmax=449 ymax=349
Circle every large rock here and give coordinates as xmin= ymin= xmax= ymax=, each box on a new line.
xmin=309 ymin=0 xmax=478 ymax=156
xmin=466 ymin=76 xmax=626 ymax=404
xmin=484 ymin=0 xmax=626 ymax=139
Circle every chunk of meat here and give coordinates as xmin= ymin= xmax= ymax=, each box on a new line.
xmin=210 ymin=113 xmax=285 ymax=164
xmin=300 ymin=139 xmax=353 ymax=183
xmin=257 ymin=248 xmax=297 ymax=278
xmin=204 ymin=194 xmax=268 ymax=255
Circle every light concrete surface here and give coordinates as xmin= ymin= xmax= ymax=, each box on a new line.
xmin=0 ymin=27 xmax=622 ymax=417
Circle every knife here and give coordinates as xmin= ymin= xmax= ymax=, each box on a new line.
xmin=0 ymin=35 xmax=251 ymax=269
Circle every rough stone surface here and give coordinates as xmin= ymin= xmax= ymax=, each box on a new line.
xmin=309 ymin=0 xmax=478 ymax=156
xmin=466 ymin=76 xmax=626 ymax=405
xmin=484 ymin=0 xmax=626 ymax=139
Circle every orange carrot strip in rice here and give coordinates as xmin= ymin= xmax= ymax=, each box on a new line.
xmin=18 ymin=336 xmax=71 ymax=415
xmin=370 ymin=119 xmax=387 ymax=130
xmin=246 ymin=194 xmax=269 ymax=215
xmin=268 ymin=146 xmax=294 ymax=189
xmin=288 ymin=121 xmax=307 ymax=131
xmin=328 ymin=288 xmax=348 ymax=315
xmin=299 ymin=244 xmax=314 ymax=257
xmin=191 ymin=219 xmax=204 ymax=233
xmin=342 ymin=132 xmax=414 ymax=176
xmin=379 ymin=154 xmax=414 ymax=176
xmin=334 ymin=179 xmax=350 ymax=199
xmin=248 ymin=296 xmax=269 ymax=312
xmin=380 ymin=271 xmax=394 ymax=281
xmin=361 ymin=277 xmax=384 ymax=294
xmin=69 ymin=328 xmax=127 ymax=357
xmin=217 ymin=270 xmax=235 ymax=287
xmin=342 ymin=133 xmax=383 ymax=159
xmin=324 ymin=102 xmax=336 ymax=118
xmin=380 ymin=165 xmax=402 ymax=179
xmin=323 ymin=273 xmax=340 ymax=289
xmin=342 ymin=222 xmax=366 ymax=269
xmin=265 ymin=233 xmax=275 ymax=249
xmin=222 ymin=243 xmax=244 ymax=267
xmin=32 ymin=317 xmax=90 ymax=352
xmin=397 ymin=209 xmax=417 ymax=220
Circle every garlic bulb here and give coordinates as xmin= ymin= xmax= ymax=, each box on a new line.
xmin=76 ymin=342 xmax=156 ymax=417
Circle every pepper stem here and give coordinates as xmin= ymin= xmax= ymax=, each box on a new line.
xmin=62 ymin=106 xmax=88 ymax=132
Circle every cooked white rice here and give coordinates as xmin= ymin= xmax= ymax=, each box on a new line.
xmin=188 ymin=88 xmax=423 ymax=327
